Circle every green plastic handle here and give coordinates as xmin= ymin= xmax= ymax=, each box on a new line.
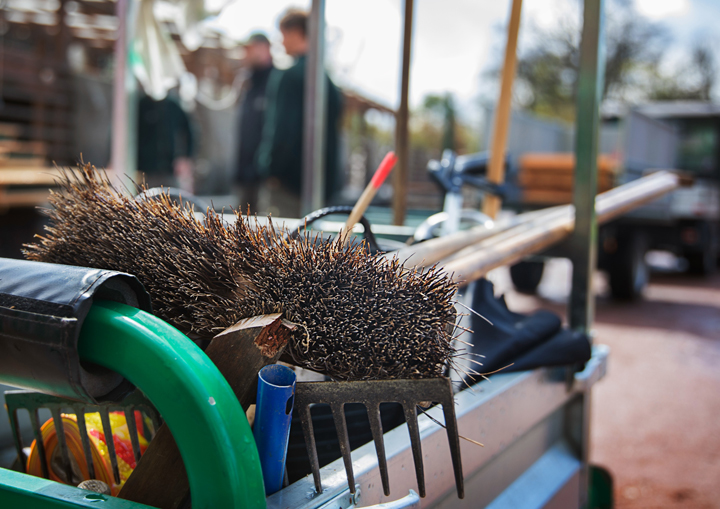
xmin=78 ymin=301 xmax=266 ymax=509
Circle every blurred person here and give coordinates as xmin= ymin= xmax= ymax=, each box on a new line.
xmin=256 ymin=8 xmax=342 ymax=218
xmin=137 ymin=93 xmax=196 ymax=192
xmin=235 ymin=33 xmax=275 ymax=213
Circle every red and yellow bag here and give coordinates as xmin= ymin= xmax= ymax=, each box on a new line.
xmin=26 ymin=411 xmax=149 ymax=495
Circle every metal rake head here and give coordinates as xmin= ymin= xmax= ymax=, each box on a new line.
xmin=294 ymin=377 xmax=463 ymax=499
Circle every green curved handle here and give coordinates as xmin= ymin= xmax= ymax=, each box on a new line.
xmin=78 ymin=301 xmax=266 ymax=509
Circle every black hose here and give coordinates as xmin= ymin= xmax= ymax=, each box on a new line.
xmin=289 ymin=205 xmax=382 ymax=253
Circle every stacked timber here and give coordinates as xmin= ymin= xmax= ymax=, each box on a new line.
xmin=517 ymin=153 xmax=618 ymax=205
xmin=0 ymin=122 xmax=55 ymax=209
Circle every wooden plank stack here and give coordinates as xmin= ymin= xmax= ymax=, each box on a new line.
xmin=0 ymin=122 xmax=76 ymax=210
xmin=517 ymin=152 xmax=619 ymax=205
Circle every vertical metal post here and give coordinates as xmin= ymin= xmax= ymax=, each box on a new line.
xmin=302 ymin=0 xmax=327 ymax=215
xmin=569 ymin=0 xmax=605 ymax=334
xmin=392 ymin=0 xmax=414 ymax=226
xmin=110 ymin=0 xmax=138 ymax=184
xmin=569 ymin=1 xmax=604 ymax=507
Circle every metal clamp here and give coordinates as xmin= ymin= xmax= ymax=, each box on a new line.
xmin=318 ymin=489 xmax=420 ymax=509
xmin=573 ymin=344 xmax=609 ymax=392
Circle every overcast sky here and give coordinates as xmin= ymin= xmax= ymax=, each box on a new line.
xmin=208 ymin=0 xmax=720 ymax=124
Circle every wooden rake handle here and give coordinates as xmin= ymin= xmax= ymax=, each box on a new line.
xmin=340 ymin=152 xmax=398 ymax=245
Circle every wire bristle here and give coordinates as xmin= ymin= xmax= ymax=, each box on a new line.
xmin=24 ymin=163 xmax=461 ymax=381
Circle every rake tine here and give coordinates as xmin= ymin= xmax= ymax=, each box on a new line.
xmin=299 ymin=404 xmax=323 ymax=494
xmin=146 ymin=408 xmax=162 ymax=440
xmin=29 ymin=409 xmax=49 ymax=479
xmin=8 ymin=409 xmax=25 ymax=474
xmin=75 ymin=409 xmax=96 ymax=480
xmin=294 ymin=378 xmax=463 ymax=499
xmin=366 ymin=403 xmax=390 ymax=497
xmin=441 ymin=400 xmax=464 ymax=499
xmin=330 ymin=402 xmax=356 ymax=494
xmin=124 ymin=408 xmax=143 ymax=464
xmin=51 ymin=408 xmax=74 ymax=484
xmin=402 ymin=403 xmax=426 ymax=498
xmin=100 ymin=409 xmax=121 ymax=485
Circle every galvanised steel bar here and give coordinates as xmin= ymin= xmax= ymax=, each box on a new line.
xmin=110 ymin=0 xmax=138 ymax=184
xmin=569 ymin=0 xmax=606 ymax=334
xmin=569 ymin=2 xmax=605 ymax=506
xmin=302 ymin=0 xmax=328 ymax=215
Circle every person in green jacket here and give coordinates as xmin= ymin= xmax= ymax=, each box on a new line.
xmin=255 ymin=8 xmax=342 ymax=217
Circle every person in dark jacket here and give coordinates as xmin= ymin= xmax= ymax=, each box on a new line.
xmin=236 ymin=32 xmax=274 ymax=213
xmin=137 ymin=94 xmax=195 ymax=191
xmin=256 ymin=8 xmax=342 ymax=217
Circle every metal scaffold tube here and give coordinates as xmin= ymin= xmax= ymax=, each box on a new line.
xmin=302 ymin=0 xmax=328 ymax=215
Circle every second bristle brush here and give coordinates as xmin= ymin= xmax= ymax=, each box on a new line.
xmin=25 ymin=163 xmax=461 ymax=381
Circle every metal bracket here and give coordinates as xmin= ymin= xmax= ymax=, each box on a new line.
xmin=317 ymin=486 xmax=361 ymax=509
xmin=318 ymin=488 xmax=422 ymax=509
xmin=573 ymin=344 xmax=609 ymax=392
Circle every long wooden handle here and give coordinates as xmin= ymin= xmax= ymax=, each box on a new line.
xmin=384 ymin=205 xmax=565 ymax=268
xmin=483 ymin=0 xmax=524 ymax=219
xmin=443 ymin=171 xmax=680 ymax=283
xmin=341 ymin=152 xmax=397 ymax=244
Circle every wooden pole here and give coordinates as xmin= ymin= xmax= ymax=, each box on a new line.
xmin=482 ymin=0 xmax=523 ymax=219
xmin=441 ymin=171 xmax=679 ymax=284
xmin=384 ymin=207 xmax=564 ymax=268
xmin=341 ymin=152 xmax=397 ymax=243
xmin=392 ymin=0 xmax=414 ymax=226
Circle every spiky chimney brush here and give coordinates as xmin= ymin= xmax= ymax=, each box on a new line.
xmin=25 ymin=164 xmax=461 ymax=381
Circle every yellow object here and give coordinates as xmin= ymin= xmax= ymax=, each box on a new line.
xmin=26 ymin=411 xmax=149 ymax=495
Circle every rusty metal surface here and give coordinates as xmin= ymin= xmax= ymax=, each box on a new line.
xmin=294 ymin=377 xmax=463 ymax=500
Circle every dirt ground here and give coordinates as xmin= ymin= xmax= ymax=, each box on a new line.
xmin=490 ymin=259 xmax=720 ymax=509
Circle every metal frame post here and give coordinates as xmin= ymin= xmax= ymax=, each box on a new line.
xmin=569 ymin=1 xmax=605 ymax=507
xmin=302 ymin=0 xmax=328 ymax=215
xmin=110 ymin=0 xmax=138 ymax=184
xmin=392 ymin=0 xmax=414 ymax=226
xmin=569 ymin=0 xmax=605 ymax=334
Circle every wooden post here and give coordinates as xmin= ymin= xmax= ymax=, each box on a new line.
xmin=392 ymin=0 xmax=414 ymax=226
xmin=482 ymin=0 xmax=524 ymax=219
xmin=119 ymin=314 xmax=295 ymax=509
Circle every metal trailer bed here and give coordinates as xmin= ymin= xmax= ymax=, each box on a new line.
xmin=268 ymin=347 xmax=608 ymax=509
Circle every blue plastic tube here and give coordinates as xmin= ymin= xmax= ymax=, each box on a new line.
xmin=253 ymin=364 xmax=297 ymax=495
